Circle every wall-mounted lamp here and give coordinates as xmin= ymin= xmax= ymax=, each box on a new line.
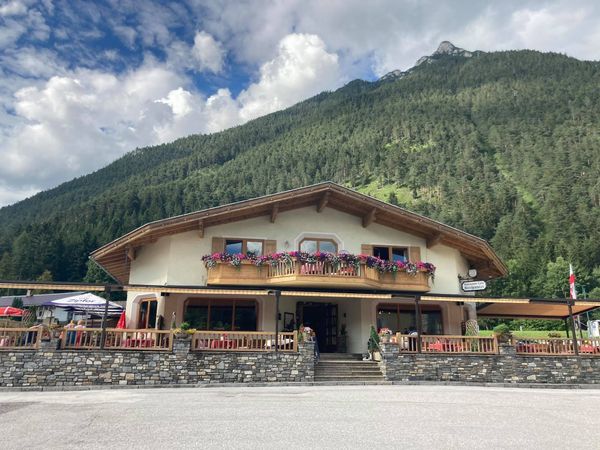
xmin=468 ymin=268 xmax=478 ymax=278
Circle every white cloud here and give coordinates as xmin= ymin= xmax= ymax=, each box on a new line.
xmin=192 ymin=31 xmax=226 ymax=74
xmin=0 ymin=32 xmax=341 ymax=206
xmin=0 ymin=0 xmax=27 ymax=16
xmin=238 ymin=33 xmax=340 ymax=121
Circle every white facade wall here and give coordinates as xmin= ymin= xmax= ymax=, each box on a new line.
xmin=125 ymin=206 xmax=476 ymax=352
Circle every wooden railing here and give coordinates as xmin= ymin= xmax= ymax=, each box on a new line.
xmin=61 ymin=328 xmax=172 ymax=351
xmin=515 ymin=338 xmax=600 ymax=356
xmin=395 ymin=334 xmax=498 ymax=354
xmin=191 ymin=331 xmax=298 ymax=352
xmin=268 ymin=260 xmax=361 ymax=278
xmin=208 ymin=260 xmax=431 ymax=292
xmin=0 ymin=327 xmax=41 ymax=350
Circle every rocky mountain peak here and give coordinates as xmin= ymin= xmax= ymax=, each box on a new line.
xmin=434 ymin=41 xmax=459 ymax=55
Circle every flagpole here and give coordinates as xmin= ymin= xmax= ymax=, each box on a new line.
xmin=569 ymin=264 xmax=579 ymax=356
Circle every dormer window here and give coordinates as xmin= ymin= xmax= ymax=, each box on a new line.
xmin=299 ymin=238 xmax=338 ymax=253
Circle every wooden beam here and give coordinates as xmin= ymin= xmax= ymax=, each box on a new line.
xmin=317 ymin=192 xmax=330 ymax=212
xmin=270 ymin=203 xmax=279 ymax=223
xmin=198 ymin=219 xmax=204 ymax=238
xmin=126 ymin=247 xmax=136 ymax=261
xmin=426 ymin=234 xmax=443 ymax=248
xmin=362 ymin=208 xmax=377 ymax=228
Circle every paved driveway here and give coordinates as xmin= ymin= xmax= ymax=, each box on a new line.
xmin=0 ymin=385 xmax=598 ymax=449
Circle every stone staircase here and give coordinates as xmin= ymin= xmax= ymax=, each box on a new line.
xmin=314 ymin=353 xmax=386 ymax=383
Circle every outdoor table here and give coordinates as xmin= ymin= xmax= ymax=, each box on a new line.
xmin=425 ymin=341 xmax=444 ymax=352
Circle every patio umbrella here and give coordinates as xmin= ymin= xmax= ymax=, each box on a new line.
xmin=0 ymin=306 xmax=24 ymax=317
xmin=116 ymin=311 xmax=126 ymax=329
xmin=42 ymin=293 xmax=123 ymax=317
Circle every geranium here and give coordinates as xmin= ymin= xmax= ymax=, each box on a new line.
xmin=201 ymin=251 xmax=436 ymax=277
xmin=378 ymin=327 xmax=393 ymax=336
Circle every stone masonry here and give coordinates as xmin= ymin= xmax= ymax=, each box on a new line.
xmin=379 ymin=342 xmax=600 ymax=384
xmin=0 ymin=339 xmax=316 ymax=388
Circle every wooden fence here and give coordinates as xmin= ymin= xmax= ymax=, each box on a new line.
xmin=515 ymin=338 xmax=600 ymax=356
xmin=61 ymin=328 xmax=172 ymax=351
xmin=395 ymin=334 xmax=498 ymax=354
xmin=191 ymin=331 xmax=298 ymax=352
xmin=0 ymin=327 xmax=41 ymax=350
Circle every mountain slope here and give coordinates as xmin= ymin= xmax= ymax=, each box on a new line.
xmin=1 ymin=44 xmax=600 ymax=298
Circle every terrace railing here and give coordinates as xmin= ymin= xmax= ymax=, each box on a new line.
xmin=0 ymin=327 xmax=41 ymax=350
xmin=515 ymin=338 xmax=600 ymax=356
xmin=191 ymin=330 xmax=298 ymax=352
xmin=61 ymin=328 xmax=172 ymax=351
xmin=395 ymin=334 xmax=498 ymax=354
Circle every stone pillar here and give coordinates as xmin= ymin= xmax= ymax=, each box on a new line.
xmin=298 ymin=341 xmax=316 ymax=381
xmin=379 ymin=342 xmax=399 ymax=359
xmin=173 ymin=336 xmax=191 ymax=355
xmin=498 ymin=343 xmax=516 ymax=355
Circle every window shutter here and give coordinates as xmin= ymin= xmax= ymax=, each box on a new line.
xmin=361 ymin=244 xmax=373 ymax=255
xmin=409 ymin=246 xmax=421 ymax=262
xmin=264 ymin=240 xmax=277 ymax=255
xmin=212 ymin=237 xmax=224 ymax=253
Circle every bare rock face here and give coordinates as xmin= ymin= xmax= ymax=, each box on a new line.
xmin=379 ymin=41 xmax=477 ymax=82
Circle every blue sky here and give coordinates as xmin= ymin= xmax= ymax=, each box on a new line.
xmin=1 ymin=0 xmax=599 ymax=207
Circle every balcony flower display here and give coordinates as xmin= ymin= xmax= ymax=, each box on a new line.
xmin=378 ymin=327 xmax=393 ymax=343
xmin=202 ymin=251 xmax=436 ymax=278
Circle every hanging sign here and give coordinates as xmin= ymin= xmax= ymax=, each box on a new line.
xmin=461 ymin=280 xmax=487 ymax=292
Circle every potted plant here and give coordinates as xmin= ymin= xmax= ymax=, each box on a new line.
xmin=173 ymin=321 xmax=196 ymax=339
xmin=299 ymin=325 xmax=314 ymax=343
xmin=378 ymin=327 xmax=393 ymax=343
xmin=368 ymin=325 xmax=381 ymax=361
xmin=493 ymin=324 xmax=513 ymax=344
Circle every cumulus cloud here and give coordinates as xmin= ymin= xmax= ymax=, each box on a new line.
xmin=0 ymin=33 xmax=341 ymax=205
xmin=0 ymin=0 xmax=27 ymax=16
xmin=192 ymin=31 xmax=226 ymax=74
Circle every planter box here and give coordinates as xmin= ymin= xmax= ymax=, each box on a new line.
xmin=206 ymin=261 xmax=268 ymax=286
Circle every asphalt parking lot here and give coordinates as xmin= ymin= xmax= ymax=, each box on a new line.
xmin=0 ymin=384 xmax=598 ymax=449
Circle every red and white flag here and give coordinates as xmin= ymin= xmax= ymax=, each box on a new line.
xmin=569 ymin=264 xmax=577 ymax=300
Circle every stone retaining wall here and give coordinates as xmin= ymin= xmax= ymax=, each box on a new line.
xmin=0 ymin=339 xmax=315 ymax=388
xmin=379 ymin=343 xmax=600 ymax=384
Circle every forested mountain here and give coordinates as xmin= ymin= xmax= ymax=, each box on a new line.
xmin=1 ymin=43 xmax=600 ymax=300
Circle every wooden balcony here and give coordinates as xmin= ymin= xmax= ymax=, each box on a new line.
xmin=206 ymin=260 xmax=431 ymax=292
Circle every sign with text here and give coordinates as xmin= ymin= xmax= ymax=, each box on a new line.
xmin=461 ymin=280 xmax=487 ymax=292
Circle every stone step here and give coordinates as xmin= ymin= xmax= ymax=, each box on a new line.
xmin=319 ymin=353 xmax=364 ymax=360
xmin=314 ymin=375 xmax=385 ymax=382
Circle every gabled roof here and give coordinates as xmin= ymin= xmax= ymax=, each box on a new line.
xmin=90 ymin=182 xmax=507 ymax=283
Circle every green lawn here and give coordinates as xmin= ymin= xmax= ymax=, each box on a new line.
xmin=479 ymin=330 xmax=587 ymax=338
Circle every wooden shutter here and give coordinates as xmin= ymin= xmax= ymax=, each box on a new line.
xmin=360 ymin=244 xmax=373 ymax=255
xmin=264 ymin=240 xmax=277 ymax=255
xmin=212 ymin=237 xmax=224 ymax=253
xmin=409 ymin=246 xmax=421 ymax=262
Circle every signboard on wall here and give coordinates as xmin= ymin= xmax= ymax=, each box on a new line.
xmin=461 ymin=280 xmax=487 ymax=292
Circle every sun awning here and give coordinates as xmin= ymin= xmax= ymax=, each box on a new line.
xmin=476 ymin=300 xmax=600 ymax=320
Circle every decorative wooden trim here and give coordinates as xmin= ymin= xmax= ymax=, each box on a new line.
xmin=317 ymin=192 xmax=330 ymax=212
xmin=270 ymin=203 xmax=279 ymax=223
xmin=362 ymin=208 xmax=377 ymax=228
xmin=198 ymin=219 xmax=204 ymax=238
xmin=126 ymin=247 xmax=136 ymax=261
xmin=426 ymin=234 xmax=442 ymax=248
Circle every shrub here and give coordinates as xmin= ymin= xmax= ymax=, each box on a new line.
xmin=493 ymin=324 xmax=512 ymax=343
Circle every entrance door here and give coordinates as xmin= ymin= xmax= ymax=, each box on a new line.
xmin=297 ymin=302 xmax=338 ymax=352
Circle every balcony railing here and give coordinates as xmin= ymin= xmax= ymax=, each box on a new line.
xmin=0 ymin=327 xmax=41 ymax=350
xmin=60 ymin=328 xmax=172 ymax=351
xmin=207 ymin=260 xmax=431 ymax=291
xmin=515 ymin=338 xmax=600 ymax=356
xmin=191 ymin=330 xmax=298 ymax=352
xmin=395 ymin=334 xmax=498 ymax=354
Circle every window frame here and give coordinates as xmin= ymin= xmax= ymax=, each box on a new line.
xmin=183 ymin=298 xmax=259 ymax=331
xmin=299 ymin=237 xmax=338 ymax=253
xmin=137 ymin=298 xmax=158 ymax=329
xmin=372 ymin=245 xmax=409 ymax=262
xmin=223 ymin=238 xmax=265 ymax=256
xmin=376 ymin=303 xmax=444 ymax=334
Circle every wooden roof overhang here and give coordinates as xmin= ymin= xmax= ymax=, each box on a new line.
xmin=476 ymin=299 xmax=600 ymax=320
xmin=89 ymin=182 xmax=508 ymax=283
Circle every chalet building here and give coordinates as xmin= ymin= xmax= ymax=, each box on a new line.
xmin=90 ymin=182 xmax=508 ymax=354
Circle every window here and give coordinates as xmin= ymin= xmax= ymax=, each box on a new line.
xmin=138 ymin=298 xmax=158 ymax=329
xmin=376 ymin=304 xmax=443 ymax=334
xmin=373 ymin=246 xmax=408 ymax=262
xmin=184 ymin=299 xmax=257 ymax=331
xmin=299 ymin=238 xmax=338 ymax=253
xmin=224 ymin=239 xmax=263 ymax=256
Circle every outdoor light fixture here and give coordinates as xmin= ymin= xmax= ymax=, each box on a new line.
xmin=468 ymin=268 xmax=478 ymax=278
